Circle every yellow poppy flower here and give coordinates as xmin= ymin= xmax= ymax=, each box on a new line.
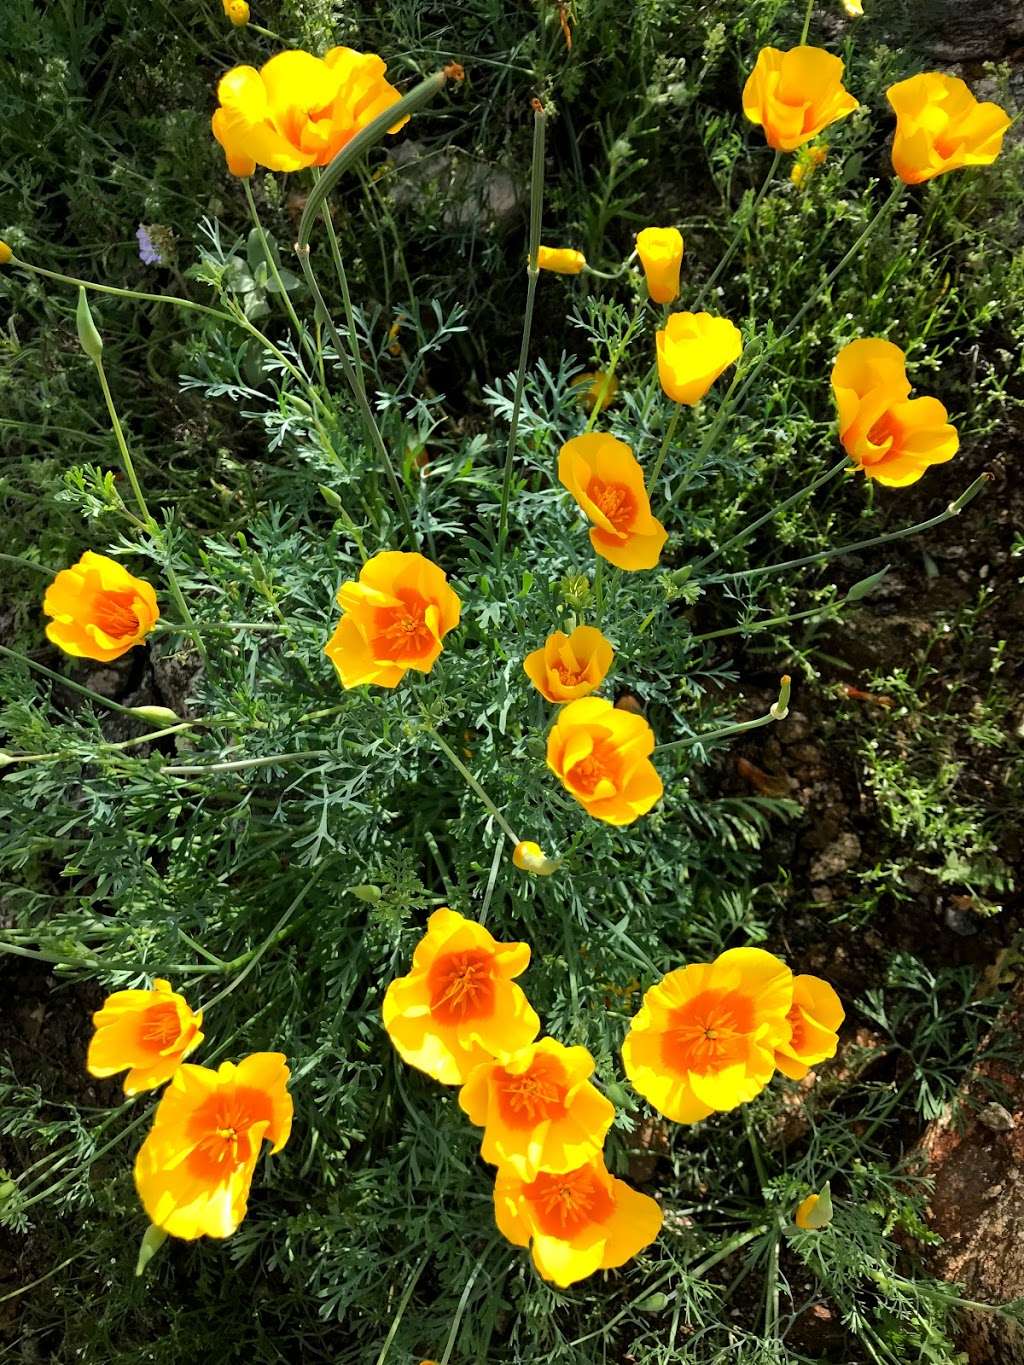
xmin=86 ymin=979 xmax=203 ymax=1096
xmin=134 ymin=1053 xmax=292 ymax=1239
xmin=223 ymin=0 xmax=249 ymax=24
xmin=742 ymin=46 xmax=858 ymax=153
xmin=536 ymin=246 xmax=586 ymax=275
xmin=546 ymin=697 xmax=662 ymax=827
xmin=212 ymin=47 xmax=409 ymax=178
xmin=774 ymin=974 xmax=844 ymax=1080
xmin=459 ymin=1038 xmax=614 ymax=1179
xmin=43 ymin=551 xmax=159 ymax=663
xmin=571 ymin=370 xmax=618 ymax=413
xmin=621 ymin=947 xmax=794 ymax=1123
xmin=636 ymin=227 xmax=684 ymax=304
xmin=558 ymin=433 xmax=667 ymax=571
xmin=887 ymin=73 xmax=1011 ymax=185
xmin=831 ymin=338 xmax=958 ymax=486
xmin=523 ymin=624 xmax=614 ymax=703
xmin=842 ymin=0 xmax=863 ymax=15
xmin=382 ymin=909 xmax=540 ymax=1085
xmin=494 ymin=1155 xmax=662 ymax=1287
xmin=656 ymin=312 xmax=743 ymax=406
xmin=324 ymin=550 xmax=461 ymax=689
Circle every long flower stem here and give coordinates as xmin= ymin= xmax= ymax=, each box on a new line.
xmin=694 ymin=457 xmax=850 ymax=573
xmin=243 ymin=178 xmax=308 ymax=345
xmin=646 ymin=405 xmax=682 ymax=493
xmin=0 ymin=644 xmax=169 ymax=725
xmin=426 ymin=724 xmax=519 ymax=844
xmin=92 ymin=353 xmax=207 ymax=661
xmin=708 ymin=472 xmax=989 ymax=585
xmin=496 ymin=103 xmax=546 ymax=564
xmin=694 ymin=151 xmax=782 ymax=312
xmin=657 ymin=675 xmax=791 ymax=754
xmin=295 ymin=243 xmax=417 ymax=549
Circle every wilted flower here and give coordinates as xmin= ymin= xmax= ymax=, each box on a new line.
xmin=382 ymin=909 xmax=540 ymax=1084
xmin=512 ymin=841 xmax=562 ymax=876
xmin=636 ymin=227 xmax=684 ymax=304
xmin=459 ymin=1038 xmax=615 ymax=1179
xmin=87 ymin=979 xmax=203 ymax=1095
xmin=558 ymin=433 xmax=667 ymax=571
xmin=887 ymin=73 xmax=1011 ymax=185
xmin=742 ymin=46 xmax=858 ymax=152
xmin=831 ymin=338 xmax=958 ymax=486
xmin=547 ymin=697 xmax=663 ymax=826
xmin=43 ymin=551 xmax=159 ymax=663
xmin=537 ymin=246 xmax=586 ymax=275
xmin=656 ymin=312 xmax=743 ymax=406
xmin=523 ymin=625 xmax=614 ymax=703
xmin=324 ymin=550 xmax=461 ymax=688
xmin=622 ymin=948 xmax=794 ymax=1123
xmin=774 ymin=974 xmax=844 ymax=1079
xmin=571 ymin=370 xmax=618 ymax=413
xmin=493 ymin=1155 xmax=662 ymax=1287
xmin=134 ymin=1053 xmax=292 ymax=1239
xmin=212 ymin=48 xmax=408 ymax=177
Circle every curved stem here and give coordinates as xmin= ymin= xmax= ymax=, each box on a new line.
xmin=694 ymin=151 xmax=782 ymax=312
xmin=425 ymin=723 xmax=519 ymax=845
xmin=657 ymin=675 xmax=791 ymax=754
xmin=242 ymin=178 xmax=308 ymax=345
xmin=496 ymin=103 xmax=546 ymax=564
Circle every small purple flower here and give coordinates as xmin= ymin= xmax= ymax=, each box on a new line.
xmin=136 ymin=224 xmax=163 ymax=266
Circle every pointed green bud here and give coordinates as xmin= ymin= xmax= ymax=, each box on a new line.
xmin=135 ymin=1223 xmax=169 ymax=1277
xmin=75 ymin=287 xmax=103 ymax=361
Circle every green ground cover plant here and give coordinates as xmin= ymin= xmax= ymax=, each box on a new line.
xmin=1 ymin=1 xmax=1023 ymax=1361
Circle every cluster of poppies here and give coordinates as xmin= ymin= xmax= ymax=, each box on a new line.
xmin=383 ymin=909 xmax=844 ymax=1282
xmin=85 ymin=980 xmax=291 ymax=1240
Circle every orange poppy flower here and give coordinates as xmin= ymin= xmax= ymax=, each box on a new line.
xmin=458 ymin=1038 xmax=615 ymax=1179
xmin=774 ymin=974 xmax=844 ymax=1080
xmin=622 ymin=948 xmax=794 ymax=1123
xmin=523 ymin=625 xmax=614 ymax=703
xmin=546 ymin=697 xmax=662 ymax=826
xmin=43 ymin=551 xmax=159 ymax=663
xmin=558 ymin=433 xmax=667 ymax=571
xmin=742 ymin=46 xmax=858 ymax=153
xmin=656 ymin=312 xmax=743 ymax=407
xmin=382 ymin=909 xmax=540 ymax=1085
xmin=325 ymin=550 xmax=461 ymax=688
xmin=537 ymin=246 xmax=586 ymax=275
xmin=887 ymin=73 xmax=1010 ymax=185
xmin=636 ymin=227 xmax=684 ymax=304
xmin=494 ymin=1155 xmax=662 ymax=1287
xmin=86 ymin=978 xmax=203 ymax=1096
xmin=134 ymin=1053 xmax=292 ymax=1239
xmin=212 ymin=48 xmax=408 ymax=177
xmin=831 ymin=338 xmax=958 ymax=486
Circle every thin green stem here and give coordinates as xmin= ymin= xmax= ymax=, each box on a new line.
xmin=426 ymin=724 xmax=519 ymax=844
xmin=695 ymin=458 xmax=851 ymax=573
xmin=709 ymin=472 xmax=990 ymax=585
xmin=158 ymin=749 xmax=332 ymax=777
xmin=646 ymin=405 xmax=682 ymax=493
xmin=497 ymin=104 xmax=546 ymax=564
xmin=689 ymin=596 xmax=841 ymax=644
xmin=657 ymin=675 xmax=792 ymax=754
xmin=243 ymin=178 xmax=308 ymax=344
xmin=2 ymin=721 xmax=195 ymax=767
xmin=694 ymin=151 xmax=782 ymax=311
xmin=0 ymin=551 xmax=58 ymax=577
xmin=0 ymin=643 xmax=170 ymax=725
xmin=315 ymin=185 xmax=370 ymax=406
xmin=800 ymin=0 xmax=815 ymax=42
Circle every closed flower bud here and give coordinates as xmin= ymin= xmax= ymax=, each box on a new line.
xmin=887 ymin=73 xmax=1010 ymax=185
xmin=656 ymin=311 xmax=743 ymax=406
xmin=636 ymin=227 xmax=684 ymax=304
xmin=223 ymin=0 xmax=250 ymax=23
xmin=0 ymin=240 xmax=12 ymax=266
xmin=129 ymin=705 xmax=180 ymax=725
xmin=512 ymin=841 xmax=561 ymax=876
xmin=75 ymin=287 xmax=104 ymax=362
xmin=743 ymin=46 xmax=858 ymax=152
xmin=536 ymin=246 xmax=586 ymax=275
xmin=795 ymin=1183 xmax=834 ymax=1230
xmin=841 ymin=0 xmax=863 ymax=14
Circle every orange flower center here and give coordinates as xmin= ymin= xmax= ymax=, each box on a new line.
xmin=566 ymin=741 xmax=620 ymax=797
xmin=187 ymin=1085 xmax=272 ymax=1179
xmin=140 ymin=1001 xmax=185 ymax=1051
xmin=587 ymin=478 xmax=636 ymax=532
xmin=785 ymin=1004 xmax=806 ymax=1055
xmin=93 ymin=591 xmax=141 ymax=640
xmin=495 ymin=1054 xmax=568 ymax=1129
xmin=662 ymin=988 xmax=755 ymax=1075
xmin=552 ymin=660 xmax=585 ymax=687
xmin=371 ymin=590 xmax=435 ymax=661
xmin=525 ymin=1166 xmax=616 ymax=1237
xmin=866 ymin=412 xmax=900 ymax=451
xmin=428 ymin=949 xmax=495 ymax=1024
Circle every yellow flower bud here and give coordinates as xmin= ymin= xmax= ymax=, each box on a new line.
xmin=536 ymin=246 xmax=586 ymax=275
xmin=635 ymin=227 xmax=684 ymax=304
xmin=842 ymin=0 xmax=863 ymax=14
xmin=0 ymin=240 xmax=12 ymax=266
xmin=223 ymin=0 xmax=250 ymax=23
xmin=512 ymin=841 xmax=562 ymax=876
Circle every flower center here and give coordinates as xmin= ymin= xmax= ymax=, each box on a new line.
xmin=428 ymin=949 xmax=495 ymax=1024
xmin=371 ymin=590 xmax=434 ymax=661
xmin=587 ymin=478 xmax=636 ymax=532
xmin=140 ymin=1001 xmax=184 ymax=1050
xmin=496 ymin=1055 xmax=567 ymax=1129
xmin=93 ymin=592 xmax=140 ymax=640
xmin=866 ymin=412 xmax=899 ymax=450
xmin=785 ymin=1004 xmax=806 ymax=1054
xmin=187 ymin=1087 xmax=270 ymax=1178
xmin=525 ymin=1166 xmax=616 ymax=1237
xmin=567 ymin=754 xmax=606 ymax=795
xmin=552 ymin=660 xmax=585 ymax=687
xmin=661 ymin=989 xmax=755 ymax=1075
